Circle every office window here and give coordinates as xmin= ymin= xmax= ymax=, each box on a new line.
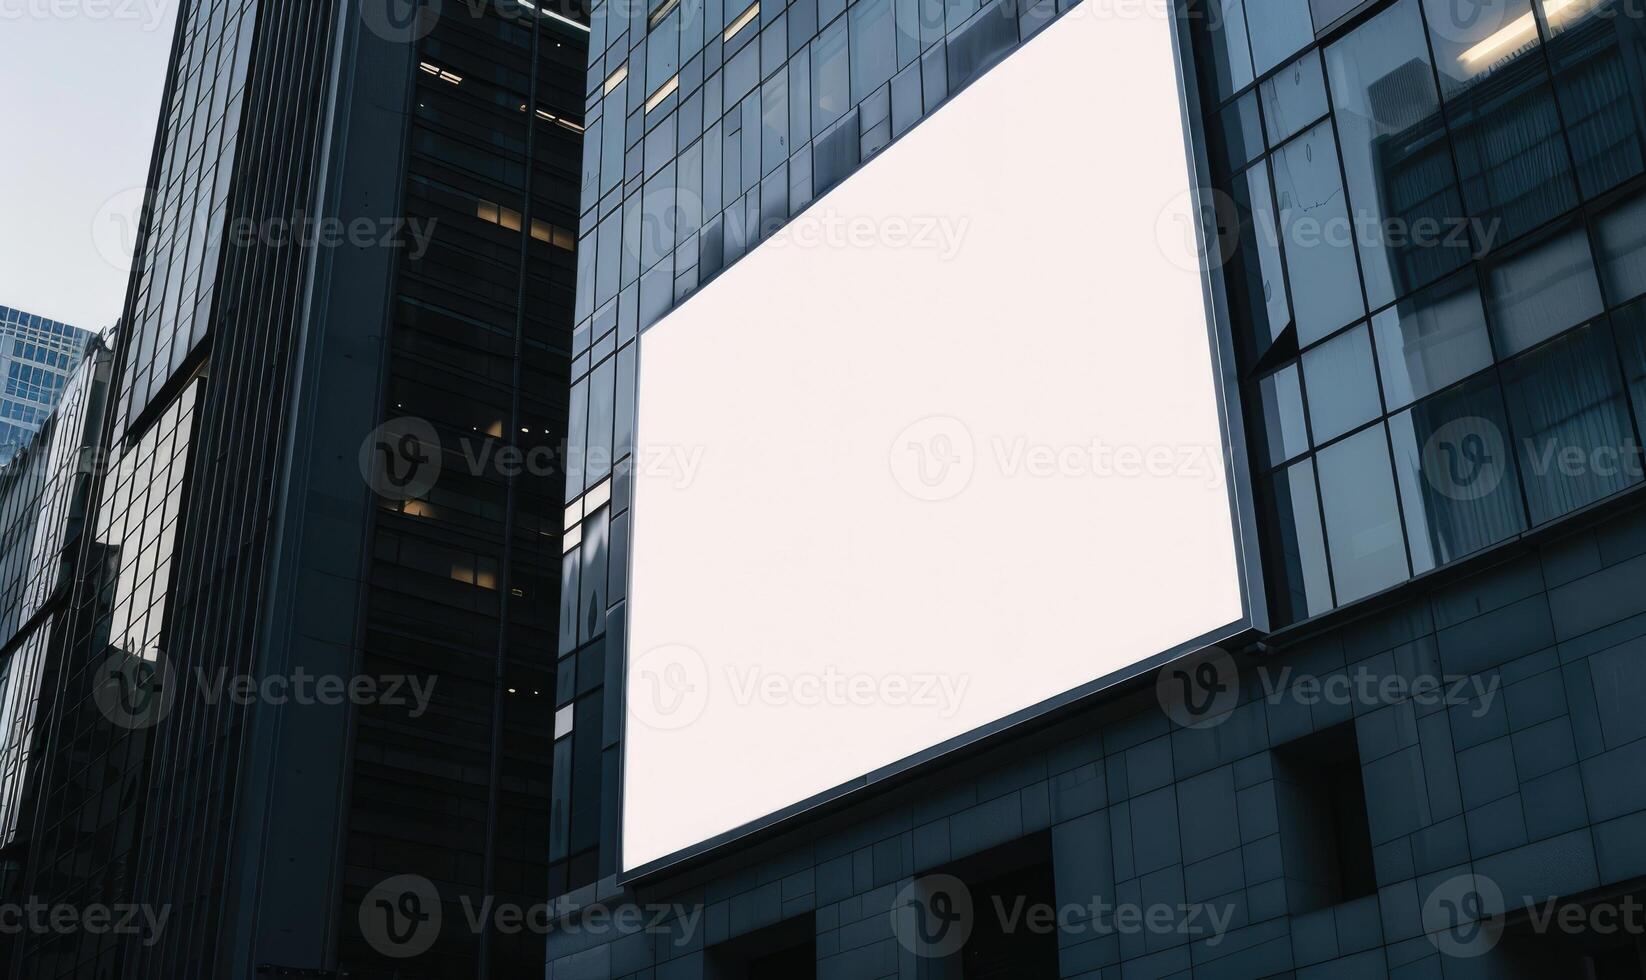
xmin=1616 ymin=299 xmax=1646 ymax=437
xmin=1390 ymin=374 xmax=1525 ymax=572
xmin=1328 ymin=0 xmax=1471 ymax=308
xmin=1194 ymin=0 xmax=1254 ymax=101
xmin=1229 ymin=161 xmax=1292 ymax=359
xmin=1318 ymin=424 xmax=1409 ymax=602
xmin=812 ymin=16 xmax=850 ymax=132
xmin=1504 ymin=320 xmax=1641 ymax=523
xmin=1422 ymin=0 xmax=1538 ymax=97
xmin=1372 ymin=271 xmax=1494 ymax=409
xmin=1448 ymin=44 xmax=1580 ymax=243
xmin=1263 ymin=458 xmax=1335 ymax=622
xmin=1486 ymin=222 xmax=1605 ymax=355
xmin=1595 ymin=188 xmax=1646 ymax=306
xmin=1247 ymin=0 xmax=1314 ymax=76
xmin=1546 ymin=0 xmax=1646 ymax=198
xmin=850 ymin=0 xmax=896 ymax=103
xmin=1303 ymin=324 xmax=1382 ymax=443
xmin=1214 ymin=90 xmax=1264 ymax=174
xmin=1261 ymin=51 xmax=1328 ymax=148
xmin=1258 ymin=364 xmax=1310 ymax=467
xmin=1276 ymin=122 xmax=1366 ymax=344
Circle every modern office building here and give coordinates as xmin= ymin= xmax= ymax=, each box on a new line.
xmin=9 ymin=1 xmax=588 ymax=978
xmin=0 ymin=333 xmax=113 ymax=968
xmin=0 ymin=308 xmax=96 ymax=466
xmin=515 ymin=0 xmax=1646 ymax=976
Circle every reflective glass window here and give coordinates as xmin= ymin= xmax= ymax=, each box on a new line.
xmin=1318 ymin=423 xmax=1410 ymax=602
xmin=1274 ymin=121 xmax=1366 ymax=343
xmin=1545 ymin=0 xmax=1646 ymax=198
xmin=1304 ymin=324 xmax=1383 ymax=443
xmin=1372 ymin=271 xmax=1493 ymax=408
xmin=1247 ymin=0 xmax=1314 ymax=76
xmin=812 ymin=17 xmax=850 ymax=132
xmin=1229 ymin=161 xmax=1292 ymax=358
xmin=1257 ymin=364 xmax=1310 ymax=466
xmin=1594 ymin=188 xmax=1646 ymax=307
xmin=1261 ymin=50 xmax=1328 ymax=147
xmin=1263 ymin=458 xmax=1335 ymax=621
xmin=1485 ymin=221 xmax=1604 ymax=355
xmin=1389 ymin=374 xmax=1525 ymax=572
xmin=1328 ymin=0 xmax=1472 ymax=308
xmin=1503 ymin=320 xmax=1642 ymax=522
xmin=851 ymin=0 xmax=896 ymax=103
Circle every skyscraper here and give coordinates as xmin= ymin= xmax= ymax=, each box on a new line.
xmin=0 ymin=308 xmax=95 ymax=466
xmin=10 ymin=1 xmax=588 ymax=977
xmin=0 ymin=332 xmax=112 ymax=969
xmin=531 ymin=0 xmax=1646 ymax=975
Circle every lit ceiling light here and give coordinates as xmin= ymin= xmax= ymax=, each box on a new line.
xmin=439 ymin=70 xmax=463 ymax=85
xmin=724 ymin=1 xmax=759 ymax=41
xmin=419 ymin=61 xmax=441 ymax=75
xmin=1458 ymin=11 xmax=1538 ymax=69
xmin=604 ymin=63 xmax=629 ymax=94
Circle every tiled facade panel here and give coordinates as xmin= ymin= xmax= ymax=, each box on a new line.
xmin=546 ymin=500 xmax=1646 ymax=978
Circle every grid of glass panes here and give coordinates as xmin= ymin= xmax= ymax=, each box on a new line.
xmin=116 ymin=0 xmax=256 ymax=435
xmin=1195 ymin=0 xmax=1646 ymax=625
xmin=557 ymin=0 xmax=1051 ymax=889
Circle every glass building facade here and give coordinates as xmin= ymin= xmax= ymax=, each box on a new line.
xmin=11 ymin=1 xmax=587 ymax=978
xmin=0 ymin=308 xmax=95 ymax=466
xmin=539 ymin=0 xmax=1646 ymax=976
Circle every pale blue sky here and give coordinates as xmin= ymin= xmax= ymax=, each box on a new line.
xmin=0 ymin=0 xmax=180 ymax=330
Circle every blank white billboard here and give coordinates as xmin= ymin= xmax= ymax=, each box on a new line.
xmin=622 ymin=0 xmax=1251 ymax=874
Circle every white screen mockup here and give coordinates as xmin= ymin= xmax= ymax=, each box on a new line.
xmin=621 ymin=1 xmax=1247 ymax=873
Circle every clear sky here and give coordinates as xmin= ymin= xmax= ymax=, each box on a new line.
xmin=0 ymin=0 xmax=180 ymax=331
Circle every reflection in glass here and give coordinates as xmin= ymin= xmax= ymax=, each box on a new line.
xmin=1614 ymin=298 xmax=1646 ymax=445
xmin=1485 ymin=222 xmax=1604 ymax=354
xmin=1257 ymin=364 xmax=1310 ymax=466
xmin=1544 ymin=0 xmax=1646 ymax=197
xmin=1503 ymin=320 xmax=1642 ymax=522
xmin=1261 ymin=51 xmax=1328 ymax=147
xmin=1328 ymin=0 xmax=1472 ymax=309
xmin=1389 ymin=374 xmax=1525 ymax=572
xmin=1215 ymin=91 xmax=1264 ymax=175
xmin=1263 ymin=458 xmax=1334 ymax=622
xmin=1372 ymin=271 xmax=1494 ymax=408
xmin=1195 ymin=0 xmax=1254 ymax=102
xmin=1228 ymin=161 xmax=1292 ymax=359
xmin=1422 ymin=0 xmax=1538 ymax=97
xmin=1446 ymin=27 xmax=1579 ymax=244
xmin=1247 ymin=0 xmax=1314 ymax=77
xmin=1594 ymin=188 xmax=1646 ymax=306
xmin=1303 ymin=325 xmax=1383 ymax=443
xmin=1317 ymin=423 xmax=1410 ymax=603
xmin=850 ymin=0 xmax=895 ymax=103
xmin=1274 ymin=122 xmax=1366 ymax=344
xmin=812 ymin=17 xmax=850 ymax=132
